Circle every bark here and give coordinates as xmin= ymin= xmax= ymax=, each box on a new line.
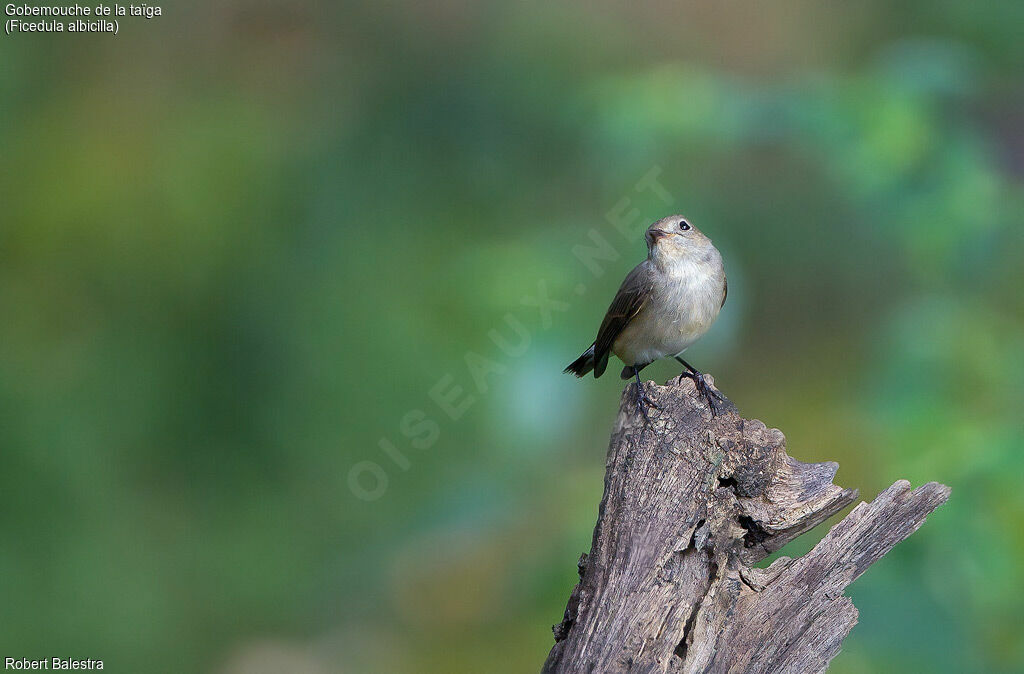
xmin=543 ymin=376 xmax=950 ymax=674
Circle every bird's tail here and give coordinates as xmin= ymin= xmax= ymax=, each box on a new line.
xmin=564 ymin=344 xmax=596 ymax=378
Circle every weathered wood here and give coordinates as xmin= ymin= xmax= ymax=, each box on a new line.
xmin=543 ymin=376 xmax=950 ymax=674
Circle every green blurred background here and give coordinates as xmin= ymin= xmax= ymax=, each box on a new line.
xmin=2 ymin=1 xmax=1023 ymax=672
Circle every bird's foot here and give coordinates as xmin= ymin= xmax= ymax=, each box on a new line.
xmin=693 ymin=373 xmax=724 ymax=416
xmin=678 ymin=371 xmax=725 ymax=416
xmin=633 ymin=381 xmax=660 ymax=424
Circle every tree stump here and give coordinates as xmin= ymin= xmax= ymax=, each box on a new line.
xmin=543 ymin=376 xmax=950 ymax=674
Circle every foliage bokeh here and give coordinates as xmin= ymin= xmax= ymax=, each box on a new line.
xmin=1 ymin=1 xmax=1022 ymax=672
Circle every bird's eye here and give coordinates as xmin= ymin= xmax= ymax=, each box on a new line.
xmin=679 ymin=221 xmax=691 ymax=231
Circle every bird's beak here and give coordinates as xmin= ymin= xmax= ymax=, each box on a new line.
xmin=645 ymin=229 xmax=669 ymax=246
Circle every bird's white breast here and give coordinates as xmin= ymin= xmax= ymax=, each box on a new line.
xmin=612 ymin=250 xmax=724 ymax=367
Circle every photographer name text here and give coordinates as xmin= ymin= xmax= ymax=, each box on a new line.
xmin=5 ymin=658 xmax=103 ymax=670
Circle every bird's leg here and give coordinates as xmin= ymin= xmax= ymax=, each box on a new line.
xmin=674 ymin=356 xmax=699 ymax=380
xmin=633 ymin=369 xmax=659 ymax=424
xmin=674 ymin=356 xmax=724 ymax=415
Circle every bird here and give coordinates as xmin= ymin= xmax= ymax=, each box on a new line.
xmin=564 ymin=215 xmax=727 ymax=418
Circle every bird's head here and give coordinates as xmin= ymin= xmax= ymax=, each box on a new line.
xmin=644 ymin=215 xmax=714 ymax=264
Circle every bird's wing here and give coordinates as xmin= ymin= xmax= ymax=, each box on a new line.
xmin=592 ymin=263 xmax=653 ymax=377
xmin=721 ymin=275 xmax=728 ymax=308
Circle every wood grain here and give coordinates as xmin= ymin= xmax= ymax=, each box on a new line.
xmin=543 ymin=376 xmax=949 ymax=673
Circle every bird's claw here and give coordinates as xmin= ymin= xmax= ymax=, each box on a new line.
xmin=633 ymin=381 xmax=660 ymax=424
xmin=692 ymin=374 xmax=724 ymax=416
xmin=678 ymin=371 xmax=725 ymax=416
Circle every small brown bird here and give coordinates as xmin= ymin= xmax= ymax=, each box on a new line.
xmin=565 ymin=215 xmax=727 ymax=416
